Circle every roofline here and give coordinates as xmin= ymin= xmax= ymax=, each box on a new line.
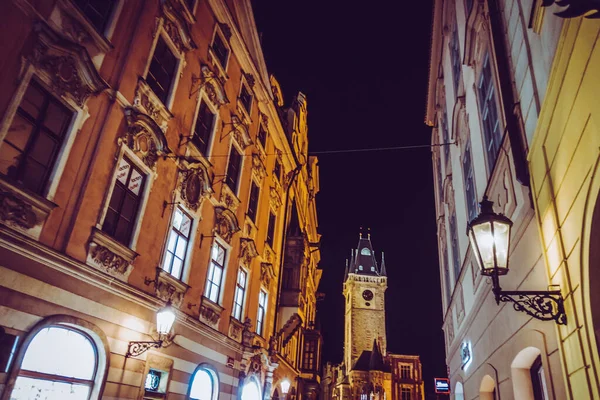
xmin=425 ymin=0 xmax=443 ymax=127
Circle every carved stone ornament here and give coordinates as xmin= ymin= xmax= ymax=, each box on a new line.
xmin=542 ymin=0 xmax=600 ymax=18
xmin=269 ymin=185 xmax=282 ymax=212
xmin=86 ymin=228 xmax=137 ymax=282
xmin=220 ymin=182 xmax=241 ymax=212
xmin=0 ymin=180 xmax=56 ymax=238
xmin=201 ymin=65 xmax=229 ymax=106
xmin=178 ymin=162 xmax=212 ymax=211
xmin=199 ymin=296 xmax=224 ymax=329
xmin=229 ymin=316 xmax=244 ymax=342
xmin=133 ymin=78 xmax=173 ymax=131
xmin=239 ymin=238 xmax=259 ymax=267
xmin=160 ymin=0 xmax=197 ymax=53
xmin=446 ymin=310 xmax=454 ymax=346
xmin=242 ymin=317 xmax=255 ymax=347
xmin=260 ymin=262 xmax=276 ymax=286
xmin=230 ymin=115 xmax=253 ymax=149
xmin=244 ymin=72 xmax=256 ymax=88
xmin=121 ymin=108 xmax=171 ymax=169
xmin=28 ymin=22 xmax=108 ymax=106
xmin=252 ymin=153 xmax=267 ymax=181
xmin=269 ymin=75 xmax=284 ymax=107
xmin=213 ymin=206 xmax=240 ymax=244
xmin=153 ymin=268 xmax=189 ymax=307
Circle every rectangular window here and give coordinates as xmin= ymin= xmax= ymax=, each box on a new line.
xmin=401 ymin=388 xmax=411 ymax=400
xmin=462 ymin=141 xmax=478 ymax=222
xmin=162 ymin=207 xmax=192 ymax=280
xmin=147 ymin=37 xmax=178 ymax=105
xmin=477 ymin=53 xmax=502 ymax=172
xmin=205 ymin=242 xmax=226 ymax=303
xmin=102 ymin=157 xmax=146 ymax=245
xmin=449 ymin=212 xmax=461 ymax=282
xmin=192 ymin=100 xmax=215 ymax=155
xmin=211 ymin=32 xmax=229 ymax=69
xmin=273 ymin=159 xmax=281 ymax=181
xmin=400 ymin=365 xmax=411 ymax=379
xmin=73 ymin=0 xmax=116 ymax=33
xmin=225 ymin=145 xmax=242 ymax=194
xmin=256 ymin=289 xmax=267 ymax=336
xmin=450 ymin=23 xmax=461 ymax=93
xmin=442 ymin=242 xmax=451 ymax=305
xmin=266 ymin=211 xmax=276 ymax=248
xmin=441 ymin=111 xmax=450 ymax=164
xmin=247 ymin=181 xmax=260 ymax=222
xmin=302 ymin=339 xmax=317 ymax=371
xmin=239 ymin=84 xmax=253 ymax=115
xmin=257 ymin=125 xmax=267 ymax=149
xmin=232 ymin=268 xmax=247 ymax=321
xmin=531 ymin=356 xmax=549 ymax=400
xmin=0 ymin=80 xmax=73 ymax=195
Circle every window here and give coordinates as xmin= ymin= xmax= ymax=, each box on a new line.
xmin=449 ymin=212 xmax=461 ymax=282
xmin=147 ymin=37 xmax=178 ymax=105
xmin=192 ymin=100 xmax=216 ymax=156
xmin=144 ymin=368 xmax=168 ymax=398
xmin=184 ymin=0 xmax=195 ymax=12
xmin=531 ymin=356 xmax=549 ymax=400
xmin=400 ymin=365 xmax=411 ymax=379
xmin=241 ymin=379 xmax=261 ymax=400
xmin=189 ymin=367 xmax=218 ymax=400
xmin=256 ymin=289 xmax=268 ymax=336
xmin=441 ymin=110 xmax=450 ymax=164
xmin=232 ymin=268 xmax=247 ymax=321
xmin=436 ymin=156 xmax=443 ymax=204
xmin=266 ymin=211 xmax=276 ymax=248
xmin=401 ymin=388 xmax=411 ymax=400
xmin=450 ymin=23 xmax=461 ymax=93
xmin=225 ymin=145 xmax=242 ymax=195
xmin=462 ymin=141 xmax=478 ymax=222
xmin=247 ymin=181 xmax=260 ymax=222
xmin=442 ymin=242 xmax=451 ymax=305
xmin=205 ymin=242 xmax=226 ymax=303
xmin=477 ymin=53 xmax=502 ymax=172
xmin=0 ymin=80 xmax=73 ymax=195
xmin=102 ymin=157 xmax=146 ymax=245
xmin=239 ymin=84 xmax=253 ymax=115
xmin=273 ymin=159 xmax=281 ymax=181
xmin=466 ymin=0 xmax=474 ymax=14
xmin=257 ymin=125 xmax=267 ymax=149
xmin=73 ymin=0 xmax=116 ymax=33
xmin=211 ymin=31 xmax=229 ymax=69
xmin=10 ymin=326 xmax=97 ymax=400
xmin=302 ymin=338 xmax=317 ymax=371
xmin=162 ymin=207 xmax=192 ymax=280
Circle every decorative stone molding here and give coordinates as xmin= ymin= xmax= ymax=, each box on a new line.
xmin=244 ymin=72 xmax=255 ymax=88
xmin=86 ymin=228 xmax=137 ymax=282
xmin=230 ymin=115 xmax=252 ymax=149
xmin=121 ymin=108 xmax=171 ymax=169
xmin=260 ymin=262 xmax=276 ymax=287
xmin=177 ymin=161 xmax=212 ymax=211
xmin=239 ymin=238 xmax=259 ymax=267
xmin=200 ymin=64 xmax=228 ymax=107
xmin=0 ymin=179 xmax=57 ymax=239
xmin=269 ymin=75 xmax=284 ymax=107
xmin=132 ymin=78 xmax=173 ymax=131
xmin=269 ymin=183 xmax=283 ymax=212
xmin=213 ymin=206 xmax=240 ymax=244
xmin=199 ymin=296 xmax=224 ymax=329
xmin=229 ymin=316 xmax=244 ymax=343
xmin=220 ymin=182 xmax=241 ymax=212
xmin=160 ymin=0 xmax=197 ymax=53
xmin=464 ymin=3 xmax=489 ymax=69
xmin=150 ymin=267 xmax=189 ymax=307
xmin=252 ymin=153 xmax=267 ymax=182
xmin=445 ymin=310 xmax=454 ymax=347
xmin=26 ymin=21 xmax=108 ymax=107
xmin=263 ymin=246 xmax=274 ymax=264
xmin=277 ymin=313 xmax=303 ymax=346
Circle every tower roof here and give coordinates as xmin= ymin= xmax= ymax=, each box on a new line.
xmin=349 ymin=230 xmax=385 ymax=276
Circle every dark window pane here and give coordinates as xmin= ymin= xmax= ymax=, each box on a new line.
xmin=43 ymin=103 xmax=71 ymax=136
xmin=239 ymin=85 xmax=253 ymax=114
xmin=212 ymin=33 xmax=229 ymax=68
xmin=225 ymin=146 xmax=242 ymax=194
xmin=29 ymin=132 xmax=57 ymax=166
xmin=19 ymin=84 xmax=45 ymax=119
xmin=273 ymin=159 xmax=281 ymax=181
xmin=73 ymin=0 xmax=116 ymax=33
xmin=193 ymin=101 xmax=215 ymax=155
xmin=267 ymin=212 xmax=276 ymax=247
xmin=247 ymin=182 xmax=260 ymax=222
xmin=185 ymin=0 xmax=195 ymax=10
xmin=257 ymin=125 xmax=267 ymax=148
xmin=21 ymin=160 xmax=46 ymax=193
xmin=147 ymin=38 xmax=178 ymax=105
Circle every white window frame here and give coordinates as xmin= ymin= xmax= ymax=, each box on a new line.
xmin=232 ymin=266 xmax=248 ymax=321
xmin=160 ymin=205 xmax=196 ymax=282
xmin=209 ymin=24 xmax=231 ymax=76
xmin=0 ymin=69 xmax=90 ymax=202
xmin=256 ymin=288 xmax=268 ymax=336
xmin=189 ymin=89 xmax=220 ymax=158
xmin=96 ymin=145 xmax=154 ymax=251
xmin=205 ymin=237 xmax=230 ymax=305
xmin=142 ymin=26 xmax=185 ymax=110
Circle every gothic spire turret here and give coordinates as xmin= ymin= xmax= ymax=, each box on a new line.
xmin=351 ymin=228 xmax=380 ymax=275
xmin=380 ymin=252 xmax=387 ymax=276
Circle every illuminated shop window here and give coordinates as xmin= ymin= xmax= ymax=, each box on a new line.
xmin=189 ymin=367 xmax=218 ymax=400
xmin=241 ymin=379 xmax=262 ymax=400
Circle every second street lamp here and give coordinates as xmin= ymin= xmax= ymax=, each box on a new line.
xmin=126 ymin=301 xmax=177 ymax=357
xmin=467 ymin=197 xmax=567 ymax=325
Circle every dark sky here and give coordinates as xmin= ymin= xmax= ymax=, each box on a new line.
xmin=251 ymin=1 xmax=446 ymax=397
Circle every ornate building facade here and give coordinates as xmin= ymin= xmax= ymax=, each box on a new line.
xmin=0 ymin=0 xmax=321 ymax=399
xmin=321 ymin=235 xmax=424 ymax=400
xmin=427 ymin=0 xmax=600 ymax=399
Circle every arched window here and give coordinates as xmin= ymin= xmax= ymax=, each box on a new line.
xmin=241 ymin=378 xmax=262 ymax=400
xmin=189 ymin=365 xmax=218 ymax=400
xmin=10 ymin=326 xmax=98 ymax=399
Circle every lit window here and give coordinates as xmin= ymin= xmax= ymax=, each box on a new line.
xmin=302 ymin=338 xmax=317 ymax=371
xmin=102 ymin=157 xmax=146 ymax=245
xmin=247 ymin=181 xmax=260 ymax=223
xmin=189 ymin=367 xmax=217 ymax=400
xmin=73 ymin=0 xmax=116 ymax=33
xmin=10 ymin=326 xmax=97 ymax=400
xmin=242 ymin=379 xmax=261 ymax=400
xmin=225 ymin=145 xmax=242 ymax=195
xmin=211 ymin=31 xmax=229 ymax=70
xmin=477 ymin=52 xmax=502 ymax=172
xmin=162 ymin=207 xmax=192 ymax=280
xmin=147 ymin=37 xmax=178 ymax=104
xmin=232 ymin=268 xmax=247 ymax=321
xmin=0 ymin=80 xmax=73 ymax=195
xmin=462 ymin=141 xmax=478 ymax=222
xmin=239 ymin=84 xmax=253 ymax=115
xmin=359 ymin=265 xmax=363 ymax=271
xmin=361 ymin=248 xmax=371 ymax=256
xmin=266 ymin=211 xmax=276 ymax=248
xmin=205 ymin=242 xmax=226 ymax=303
xmin=449 ymin=212 xmax=461 ymax=282
xmin=256 ymin=289 xmax=268 ymax=336
xmin=192 ymin=100 xmax=216 ymax=156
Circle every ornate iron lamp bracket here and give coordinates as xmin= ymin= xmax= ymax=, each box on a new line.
xmin=493 ymin=285 xmax=567 ymax=325
xmin=126 ymin=340 xmax=163 ymax=358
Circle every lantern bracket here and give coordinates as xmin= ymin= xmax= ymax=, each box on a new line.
xmin=492 ymin=283 xmax=567 ymax=325
xmin=126 ymin=340 xmax=164 ymax=358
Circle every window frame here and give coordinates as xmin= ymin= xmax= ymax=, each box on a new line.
xmin=232 ymin=267 xmax=248 ymax=321
xmin=449 ymin=211 xmax=461 ymax=283
xmin=187 ymin=364 xmax=219 ymax=400
xmin=247 ymin=179 xmax=261 ymax=223
xmin=449 ymin=21 xmax=461 ymax=95
xmin=205 ymin=240 xmax=229 ymax=305
xmin=161 ymin=206 xmax=194 ymax=281
xmin=266 ymin=210 xmax=277 ymax=248
xmin=462 ymin=139 xmax=478 ymax=222
xmin=238 ymin=79 xmax=254 ymax=118
xmin=256 ymin=288 xmax=268 ymax=336
xmin=530 ymin=356 xmax=549 ymax=400
xmin=225 ymin=141 xmax=244 ymax=196
xmin=190 ymin=92 xmax=219 ymax=158
xmin=209 ymin=25 xmax=231 ymax=74
xmin=257 ymin=123 xmax=267 ymax=151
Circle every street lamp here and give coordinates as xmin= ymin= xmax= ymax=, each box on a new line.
xmin=126 ymin=302 xmax=176 ymax=357
xmin=281 ymin=380 xmax=291 ymax=397
xmin=467 ymin=197 xmax=567 ymax=325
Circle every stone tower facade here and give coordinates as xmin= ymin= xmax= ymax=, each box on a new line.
xmin=343 ymin=233 xmax=387 ymax=369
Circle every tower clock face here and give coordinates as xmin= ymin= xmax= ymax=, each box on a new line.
xmin=362 ymin=290 xmax=374 ymax=301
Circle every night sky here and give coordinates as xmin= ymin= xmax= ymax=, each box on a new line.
xmin=252 ymin=1 xmax=446 ymax=397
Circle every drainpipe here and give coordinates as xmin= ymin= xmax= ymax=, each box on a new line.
xmin=487 ymin=0 xmax=530 ymax=187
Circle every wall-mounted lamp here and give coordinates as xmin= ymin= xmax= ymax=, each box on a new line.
xmin=281 ymin=379 xmax=291 ymax=396
xmin=126 ymin=302 xmax=176 ymax=357
xmin=467 ymin=197 xmax=567 ymax=325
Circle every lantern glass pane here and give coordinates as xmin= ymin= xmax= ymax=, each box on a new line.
xmin=472 ymin=222 xmax=495 ymax=271
xmin=156 ymin=306 xmax=175 ymax=335
xmin=493 ymin=221 xmax=510 ymax=269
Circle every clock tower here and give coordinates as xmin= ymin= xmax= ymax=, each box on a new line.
xmin=343 ymin=231 xmax=387 ymax=370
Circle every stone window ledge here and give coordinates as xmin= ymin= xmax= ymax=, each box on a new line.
xmin=152 ymin=267 xmax=190 ymax=307
xmin=208 ymin=47 xmax=229 ymax=82
xmin=86 ymin=227 xmax=138 ymax=282
xmin=0 ymin=178 xmax=57 ymax=240
xmin=199 ymin=295 xmax=224 ymax=330
xmin=228 ymin=316 xmax=244 ymax=343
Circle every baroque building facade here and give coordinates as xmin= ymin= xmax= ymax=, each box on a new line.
xmin=321 ymin=235 xmax=424 ymax=400
xmin=427 ymin=0 xmax=600 ymax=399
xmin=0 ymin=0 xmax=322 ymax=399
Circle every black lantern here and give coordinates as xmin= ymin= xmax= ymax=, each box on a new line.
xmin=467 ymin=197 xmax=567 ymax=325
xmin=126 ymin=302 xmax=176 ymax=357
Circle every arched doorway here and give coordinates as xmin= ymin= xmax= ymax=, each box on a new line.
xmin=480 ymin=375 xmax=496 ymax=400
xmin=242 ymin=377 xmax=262 ymax=400
xmin=511 ymin=347 xmax=550 ymax=400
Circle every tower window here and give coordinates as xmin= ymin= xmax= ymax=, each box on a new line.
xmin=401 ymin=388 xmax=411 ymax=400
xmin=400 ymin=365 xmax=411 ymax=379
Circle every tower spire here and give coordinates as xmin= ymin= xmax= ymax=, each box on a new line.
xmin=380 ymin=252 xmax=387 ymax=276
